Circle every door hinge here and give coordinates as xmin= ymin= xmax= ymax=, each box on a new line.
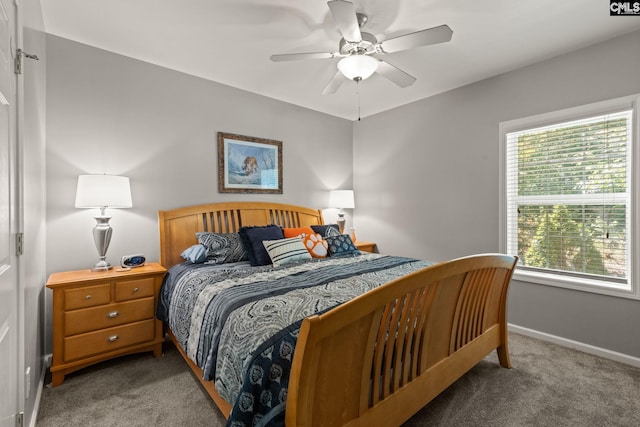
xmin=16 ymin=232 xmax=23 ymax=256
xmin=14 ymin=48 xmax=39 ymax=75
xmin=16 ymin=412 xmax=24 ymax=427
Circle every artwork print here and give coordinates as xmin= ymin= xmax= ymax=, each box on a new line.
xmin=218 ymin=132 xmax=283 ymax=193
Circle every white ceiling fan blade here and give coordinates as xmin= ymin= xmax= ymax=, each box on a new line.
xmin=322 ymin=70 xmax=344 ymax=95
xmin=270 ymin=52 xmax=338 ymax=62
xmin=380 ymin=25 xmax=453 ymax=54
xmin=327 ymin=0 xmax=362 ymax=43
xmin=376 ymin=60 xmax=416 ymax=88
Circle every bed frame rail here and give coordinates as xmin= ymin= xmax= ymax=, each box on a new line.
xmin=286 ymin=253 xmax=517 ymax=427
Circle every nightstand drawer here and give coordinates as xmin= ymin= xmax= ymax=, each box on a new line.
xmin=115 ymin=277 xmax=155 ymax=302
xmin=64 ymin=297 xmax=155 ymax=336
xmin=64 ymin=319 xmax=156 ymax=362
xmin=64 ymin=283 xmax=111 ymax=310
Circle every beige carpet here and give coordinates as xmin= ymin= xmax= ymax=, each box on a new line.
xmin=36 ymin=333 xmax=640 ymax=426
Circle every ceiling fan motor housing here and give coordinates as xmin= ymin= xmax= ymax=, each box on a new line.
xmin=339 ymin=32 xmax=378 ymax=56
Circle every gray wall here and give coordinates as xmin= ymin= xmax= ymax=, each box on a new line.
xmin=353 ymin=30 xmax=640 ymax=358
xmin=45 ymin=35 xmax=353 ymax=276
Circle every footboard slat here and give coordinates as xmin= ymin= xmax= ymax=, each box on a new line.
xmin=400 ymin=288 xmax=426 ymax=386
xmin=382 ymin=294 xmax=404 ymax=399
xmin=360 ymin=310 xmax=384 ymax=412
xmin=466 ymin=269 xmax=486 ymax=341
xmin=415 ymin=283 xmax=437 ymax=377
xmin=466 ymin=269 xmax=485 ymax=345
xmin=287 ymin=254 xmax=517 ymax=427
xmin=371 ymin=303 xmax=392 ymax=407
xmin=388 ymin=288 xmax=419 ymax=393
xmin=453 ymin=276 xmax=472 ymax=350
xmin=392 ymin=292 xmax=412 ymax=392
xmin=453 ymin=267 xmax=498 ymax=352
xmin=475 ymin=268 xmax=494 ymax=336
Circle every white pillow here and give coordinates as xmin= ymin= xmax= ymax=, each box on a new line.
xmin=263 ymin=237 xmax=312 ymax=267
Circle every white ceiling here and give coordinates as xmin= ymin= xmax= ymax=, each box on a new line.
xmin=41 ymin=0 xmax=640 ymax=121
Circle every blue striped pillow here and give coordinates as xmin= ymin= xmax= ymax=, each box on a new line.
xmin=263 ymin=237 xmax=312 ymax=267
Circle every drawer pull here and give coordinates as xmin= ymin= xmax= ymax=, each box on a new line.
xmin=107 ymin=311 xmax=120 ymax=318
xmin=85 ymin=295 xmax=92 ymax=300
xmin=133 ymin=287 xmax=139 ymax=293
xmin=107 ymin=335 xmax=119 ymax=342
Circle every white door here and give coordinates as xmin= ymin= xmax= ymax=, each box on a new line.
xmin=0 ymin=0 xmax=18 ymax=424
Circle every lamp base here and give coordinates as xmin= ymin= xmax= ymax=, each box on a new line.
xmin=92 ymin=215 xmax=113 ymax=271
xmin=91 ymin=259 xmax=112 ymax=272
xmin=336 ymin=213 xmax=346 ymax=234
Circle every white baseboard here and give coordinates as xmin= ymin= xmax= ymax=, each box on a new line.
xmin=28 ymin=355 xmax=50 ymax=427
xmin=509 ymin=323 xmax=640 ymax=368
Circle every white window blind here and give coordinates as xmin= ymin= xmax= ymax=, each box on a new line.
xmin=505 ymin=109 xmax=633 ymax=291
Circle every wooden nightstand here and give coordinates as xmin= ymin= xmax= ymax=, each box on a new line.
xmin=355 ymin=241 xmax=378 ymax=253
xmin=46 ymin=262 xmax=166 ymax=386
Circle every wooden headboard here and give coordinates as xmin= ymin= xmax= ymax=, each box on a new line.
xmin=158 ymin=201 xmax=324 ymax=268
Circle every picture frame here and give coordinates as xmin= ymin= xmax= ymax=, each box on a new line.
xmin=217 ymin=132 xmax=283 ymax=194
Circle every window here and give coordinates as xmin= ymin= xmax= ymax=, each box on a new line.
xmin=500 ymin=96 xmax=639 ymax=298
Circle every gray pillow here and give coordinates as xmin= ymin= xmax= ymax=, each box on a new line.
xmin=196 ymin=232 xmax=248 ymax=264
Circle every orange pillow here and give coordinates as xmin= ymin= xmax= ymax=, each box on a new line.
xmin=302 ymin=233 xmax=328 ymax=258
xmin=283 ymin=227 xmax=315 ymax=238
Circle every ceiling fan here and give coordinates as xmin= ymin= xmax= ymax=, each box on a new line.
xmin=270 ymin=0 xmax=453 ymax=95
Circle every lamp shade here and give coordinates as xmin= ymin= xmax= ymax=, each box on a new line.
xmin=337 ymin=55 xmax=378 ymax=81
xmin=329 ymin=190 xmax=355 ymax=209
xmin=75 ymin=175 xmax=133 ymax=208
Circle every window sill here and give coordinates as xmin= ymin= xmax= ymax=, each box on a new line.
xmin=512 ymin=268 xmax=639 ymax=300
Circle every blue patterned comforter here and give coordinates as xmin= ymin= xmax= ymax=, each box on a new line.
xmin=157 ymin=253 xmax=431 ymax=426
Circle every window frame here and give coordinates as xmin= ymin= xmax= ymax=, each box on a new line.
xmin=499 ymin=95 xmax=640 ymax=300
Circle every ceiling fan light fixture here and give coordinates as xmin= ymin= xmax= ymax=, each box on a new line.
xmin=337 ymin=54 xmax=378 ymax=81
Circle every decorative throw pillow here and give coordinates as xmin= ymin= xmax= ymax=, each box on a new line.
xmin=282 ymin=227 xmax=315 ymax=238
xmin=326 ymin=234 xmax=361 ymax=257
xmin=301 ymin=233 xmax=328 ymax=258
xmin=180 ymin=244 xmax=208 ymax=264
xmin=311 ymin=224 xmax=341 ymax=238
xmin=196 ymin=232 xmax=248 ymax=264
xmin=239 ymin=225 xmax=285 ymax=266
xmin=263 ymin=237 xmax=312 ymax=267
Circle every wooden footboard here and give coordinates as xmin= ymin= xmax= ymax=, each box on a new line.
xmin=286 ymin=253 xmax=517 ymax=427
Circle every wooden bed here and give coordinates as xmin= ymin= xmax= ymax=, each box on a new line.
xmin=158 ymin=201 xmax=517 ymax=426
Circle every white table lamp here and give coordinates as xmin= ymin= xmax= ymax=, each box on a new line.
xmin=75 ymin=174 xmax=132 ymax=271
xmin=328 ymin=189 xmax=355 ymax=234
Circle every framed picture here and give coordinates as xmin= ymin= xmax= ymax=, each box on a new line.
xmin=218 ymin=132 xmax=283 ymax=194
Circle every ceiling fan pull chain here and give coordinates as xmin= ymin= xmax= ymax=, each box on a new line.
xmin=356 ymin=78 xmax=361 ymax=121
